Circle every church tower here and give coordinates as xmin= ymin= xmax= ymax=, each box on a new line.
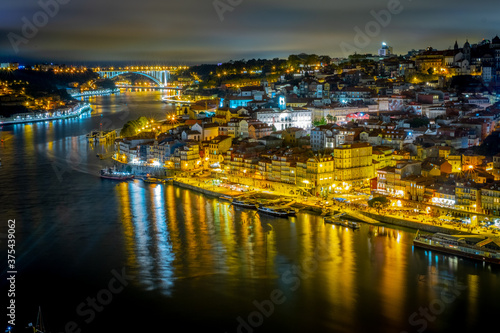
xmin=463 ymin=40 xmax=471 ymax=62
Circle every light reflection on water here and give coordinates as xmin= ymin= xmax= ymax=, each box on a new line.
xmin=0 ymin=91 xmax=497 ymax=333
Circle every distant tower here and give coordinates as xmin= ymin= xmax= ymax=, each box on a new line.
xmin=454 ymin=40 xmax=459 ymax=51
xmin=463 ymin=40 xmax=471 ymax=62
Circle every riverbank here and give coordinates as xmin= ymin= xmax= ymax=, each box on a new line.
xmin=171 ymin=177 xmax=500 ymax=239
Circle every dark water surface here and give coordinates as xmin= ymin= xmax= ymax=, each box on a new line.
xmin=1 ymin=91 xmax=498 ymax=333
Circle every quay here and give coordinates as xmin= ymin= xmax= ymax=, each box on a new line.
xmin=169 ymin=176 xmax=500 ymax=238
xmin=86 ymin=129 xmax=117 ymax=143
xmin=111 ymin=162 xmax=500 ymax=238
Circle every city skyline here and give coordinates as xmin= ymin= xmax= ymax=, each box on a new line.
xmin=1 ymin=0 xmax=499 ymax=64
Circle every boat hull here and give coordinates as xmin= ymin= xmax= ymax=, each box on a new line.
xmin=100 ymin=175 xmax=134 ymax=181
xmin=413 ymin=239 xmax=500 ymax=265
xmin=232 ymin=201 xmax=257 ymax=209
xmin=324 ymin=218 xmax=359 ymax=229
xmin=257 ymin=207 xmax=289 ymax=217
xmin=100 ymin=168 xmax=134 ymax=181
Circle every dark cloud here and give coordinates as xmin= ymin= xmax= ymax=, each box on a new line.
xmin=0 ymin=0 xmax=499 ymax=64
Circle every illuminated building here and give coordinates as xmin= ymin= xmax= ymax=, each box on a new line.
xmin=455 ymin=180 xmax=482 ymax=213
xmin=481 ymin=182 xmax=500 ymax=216
xmin=254 ymin=107 xmax=312 ymax=132
xmin=205 ymin=135 xmax=232 ymax=167
xmin=334 ymin=142 xmax=374 ymax=186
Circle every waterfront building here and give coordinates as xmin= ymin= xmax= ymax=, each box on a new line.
xmin=205 ymin=135 xmax=232 ymax=168
xmin=305 ymin=155 xmax=334 ymax=194
xmin=152 ymin=139 xmax=185 ymax=166
xmin=429 ymin=183 xmax=456 ymax=208
xmin=455 ymin=180 xmax=483 ymax=213
xmin=481 ymin=182 xmax=500 ymax=216
xmin=376 ymin=160 xmax=422 ymax=196
xmin=401 ymin=176 xmax=435 ymax=202
xmin=333 ymin=142 xmax=374 ymax=187
xmin=169 ymin=142 xmax=201 ymax=171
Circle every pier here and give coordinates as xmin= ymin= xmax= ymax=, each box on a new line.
xmin=86 ymin=129 xmax=117 ymax=143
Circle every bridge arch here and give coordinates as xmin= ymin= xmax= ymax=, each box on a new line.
xmin=106 ymin=71 xmax=163 ymax=86
xmin=97 ymin=70 xmax=169 ymax=87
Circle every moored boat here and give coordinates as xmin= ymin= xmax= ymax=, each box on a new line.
xmin=100 ymin=168 xmax=134 ymax=180
xmin=219 ymin=195 xmax=233 ymax=202
xmin=232 ymin=199 xmax=257 ymax=209
xmin=413 ymin=231 xmax=500 ymax=265
xmin=324 ymin=217 xmax=360 ymax=229
xmin=257 ymin=206 xmax=289 ymax=217
xmin=143 ymin=177 xmax=164 ymax=184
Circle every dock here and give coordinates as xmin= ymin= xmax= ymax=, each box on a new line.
xmin=86 ymin=129 xmax=117 ymax=143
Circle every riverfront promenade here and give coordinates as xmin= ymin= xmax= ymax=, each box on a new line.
xmin=0 ymin=103 xmax=91 ymax=125
xmin=170 ymin=174 xmax=500 ymax=238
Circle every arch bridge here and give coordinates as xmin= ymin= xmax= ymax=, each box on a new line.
xmin=95 ymin=69 xmax=170 ymax=87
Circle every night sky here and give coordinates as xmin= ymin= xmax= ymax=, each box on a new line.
xmin=1 ymin=0 xmax=499 ymax=64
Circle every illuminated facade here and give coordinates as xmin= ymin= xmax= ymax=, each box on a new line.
xmin=334 ymin=143 xmax=374 ymax=186
xmin=254 ymin=107 xmax=312 ymax=132
xmin=455 ymin=180 xmax=482 ymax=213
xmin=481 ymin=182 xmax=500 ymax=215
xmin=205 ymin=136 xmax=232 ymax=167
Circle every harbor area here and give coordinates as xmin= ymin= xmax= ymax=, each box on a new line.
xmin=171 ymin=174 xmax=500 ymax=238
xmin=86 ymin=129 xmax=117 ymax=143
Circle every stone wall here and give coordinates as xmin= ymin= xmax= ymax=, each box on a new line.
xmin=360 ymin=211 xmax=459 ymax=234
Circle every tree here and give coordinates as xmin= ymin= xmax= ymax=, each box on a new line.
xmin=326 ymin=114 xmax=334 ymax=123
xmin=368 ymin=196 xmax=390 ymax=211
xmin=119 ymin=116 xmax=150 ymax=137
xmin=313 ymin=117 xmax=327 ymax=126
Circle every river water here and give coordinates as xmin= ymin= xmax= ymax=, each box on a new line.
xmin=0 ymin=91 xmax=498 ymax=333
